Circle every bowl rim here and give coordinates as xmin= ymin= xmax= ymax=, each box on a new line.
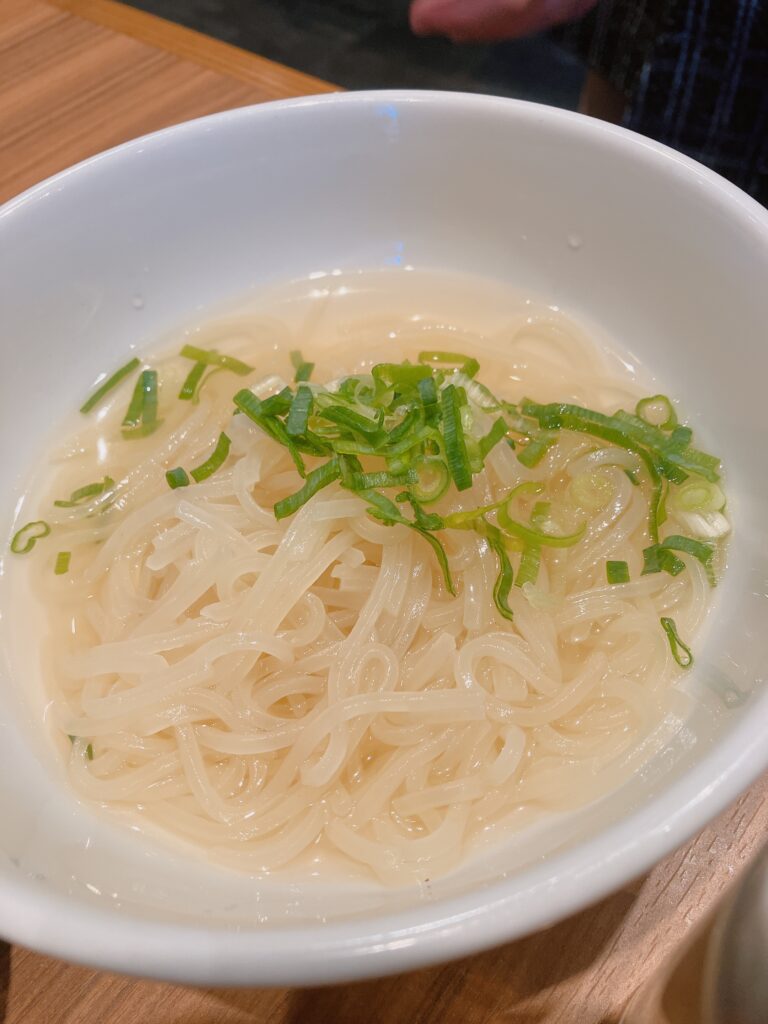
xmin=2 ymin=88 xmax=768 ymax=987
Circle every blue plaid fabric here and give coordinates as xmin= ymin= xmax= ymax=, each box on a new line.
xmin=561 ymin=0 xmax=768 ymax=203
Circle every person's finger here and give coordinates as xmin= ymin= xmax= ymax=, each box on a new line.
xmin=410 ymin=0 xmax=597 ymax=42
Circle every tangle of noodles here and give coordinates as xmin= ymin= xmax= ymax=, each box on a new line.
xmin=17 ymin=272 xmax=720 ymax=884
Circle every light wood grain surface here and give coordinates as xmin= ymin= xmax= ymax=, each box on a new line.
xmin=0 ymin=2 xmax=766 ymax=1022
xmin=0 ymin=0 xmax=334 ymax=203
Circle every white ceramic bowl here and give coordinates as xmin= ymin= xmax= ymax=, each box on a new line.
xmin=1 ymin=91 xmax=768 ymax=987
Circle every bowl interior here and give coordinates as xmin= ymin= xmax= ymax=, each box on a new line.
xmin=1 ymin=92 xmax=768 ymax=984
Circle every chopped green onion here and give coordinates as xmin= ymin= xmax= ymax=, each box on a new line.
xmin=642 ymin=545 xmax=686 ymax=577
xmin=664 ymin=424 xmax=693 ymax=451
xmin=517 ymin=436 xmax=556 ymax=468
xmin=411 ymin=459 xmax=450 ymax=504
xmin=660 ymin=616 xmax=693 ymax=668
xmin=166 ymin=467 xmax=190 ymax=489
xmin=417 ymin=376 xmax=439 ymax=421
xmin=636 ymin=395 xmax=678 ymax=430
xmin=274 ymin=459 xmax=341 ymax=519
xmin=386 ymin=405 xmax=424 ymax=445
xmin=370 ymin=363 xmax=431 ymax=406
xmin=411 ymin=527 xmax=456 ymax=595
xmin=121 ymin=369 xmax=160 ymax=439
xmin=121 ymin=372 xmax=148 ymax=428
xmin=481 ymin=522 xmax=515 ymax=620
xmin=338 ymin=453 xmax=364 ymax=488
xmin=53 ymin=476 xmax=114 ymax=508
xmin=178 ymin=361 xmax=207 ymax=401
xmin=358 ymin=487 xmax=410 ymax=525
xmin=190 ymin=432 xmax=231 ymax=483
xmin=180 ymin=344 xmax=254 ymax=376
xmin=522 ymin=399 xmax=720 ymax=483
xmin=478 ymin=418 xmax=509 ymax=459
xmin=234 ymin=389 xmax=308 ymax=476
xmin=515 ymin=543 xmax=541 ymax=587
xmin=606 ymin=560 xmax=630 ymax=584
xmin=206 ymin=354 xmax=724 ymax=662
xmin=402 ymin=494 xmax=443 ymax=532
xmin=319 ymin=404 xmax=384 ymax=436
xmin=80 ymin=357 xmax=140 ymax=414
xmin=10 ymin=520 xmax=51 ymax=554
xmin=259 ymin=388 xmax=294 ymax=417
xmin=286 ymin=386 xmax=313 ymax=436
xmin=290 ymin=350 xmax=315 ymax=382
xmin=443 ymin=482 xmax=543 ymax=530
xmin=441 ymin=384 xmax=472 ymax=491
xmin=418 ymin=350 xmax=480 ymax=379
xmin=671 ymin=479 xmax=726 ymax=513
xmin=642 ymin=535 xmax=715 ymax=583
xmin=663 ymin=448 xmax=719 ymax=482
xmin=350 ymin=470 xmax=417 ymax=489
xmin=54 ymin=551 xmax=71 ymax=575
xmin=530 ymin=501 xmax=550 ymax=526
xmin=658 ymin=534 xmax=716 ymax=585
xmin=497 ymin=506 xmax=586 ymax=548
xmin=86 ymin=742 xmax=94 ymax=761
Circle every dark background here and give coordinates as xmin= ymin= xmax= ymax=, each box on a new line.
xmin=124 ymin=0 xmax=586 ymax=107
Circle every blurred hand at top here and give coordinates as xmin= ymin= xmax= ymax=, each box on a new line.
xmin=409 ymin=0 xmax=599 ymax=42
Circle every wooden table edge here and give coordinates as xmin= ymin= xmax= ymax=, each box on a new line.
xmin=45 ymin=0 xmax=339 ymax=94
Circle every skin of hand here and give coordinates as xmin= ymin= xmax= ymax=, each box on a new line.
xmin=410 ymin=0 xmax=599 ymax=42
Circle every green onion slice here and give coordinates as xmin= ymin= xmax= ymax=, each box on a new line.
xmin=180 ymin=344 xmax=254 ymax=376
xmin=359 ymin=487 xmax=410 ymax=525
xmin=411 ymin=459 xmax=450 ymax=504
xmin=319 ymin=404 xmax=384 ymax=437
xmin=441 ymin=384 xmax=473 ymax=491
xmin=515 ymin=543 xmax=541 ymax=587
xmin=642 ymin=535 xmax=715 ymax=583
xmin=190 ymin=432 xmax=231 ymax=483
xmin=642 ymin=545 xmax=686 ymax=577
xmin=121 ymin=369 xmax=161 ymax=439
xmin=166 ymin=467 xmax=190 ymax=489
xmin=53 ymin=476 xmax=114 ymax=508
xmin=350 ymin=470 xmax=417 ymax=490
xmin=671 ymin=479 xmax=725 ymax=513
xmin=443 ymin=481 xmax=543 ymax=530
xmin=80 ymin=357 xmax=140 ymax=414
xmin=522 ymin=399 xmax=720 ymax=483
xmin=606 ymin=559 xmax=630 ymax=584
xmin=659 ymin=534 xmax=716 ymax=584
xmin=497 ymin=506 xmax=586 ymax=548
xmin=234 ymin=389 xmax=308 ymax=476
xmin=178 ymin=361 xmax=207 ymax=401
xmin=274 ymin=459 xmax=341 ymax=519
xmin=660 ymin=616 xmax=693 ymax=668
xmin=411 ymin=526 xmax=456 ymax=595
xmin=517 ymin=436 xmax=556 ymax=468
xmin=418 ymin=350 xmax=480 ymax=379
xmin=290 ymin=350 xmax=315 ymax=382
xmin=478 ymin=418 xmax=509 ymax=459
xmin=54 ymin=551 xmax=71 ymax=575
xmin=286 ymin=386 xmax=313 ymax=436
xmin=10 ymin=520 xmax=51 ymax=554
xmin=636 ymin=395 xmax=678 ymax=430
xmin=479 ymin=521 xmax=515 ymax=620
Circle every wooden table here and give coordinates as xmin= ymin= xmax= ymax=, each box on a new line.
xmin=1 ymin=1 xmax=766 ymax=1020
